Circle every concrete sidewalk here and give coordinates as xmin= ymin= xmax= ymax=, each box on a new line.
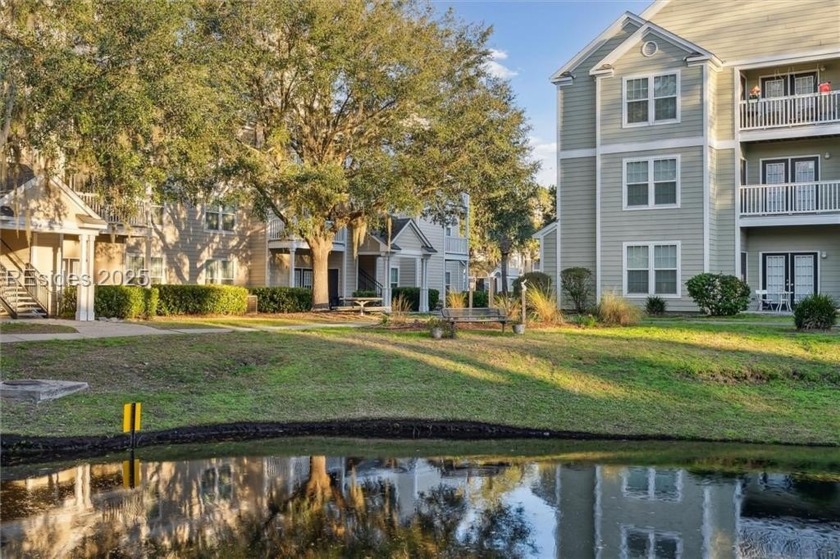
xmin=0 ymin=319 xmax=232 ymax=343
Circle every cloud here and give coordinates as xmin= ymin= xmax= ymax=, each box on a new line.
xmin=484 ymin=49 xmax=518 ymax=79
xmin=529 ymin=136 xmax=556 ymax=188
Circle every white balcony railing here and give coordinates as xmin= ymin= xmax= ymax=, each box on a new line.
xmin=740 ymin=181 xmax=840 ymax=216
xmin=267 ymin=217 xmax=347 ymax=245
xmin=740 ymin=91 xmax=840 ymax=130
xmin=444 ymin=235 xmax=468 ymax=254
xmin=76 ymin=191 xmax=148 ymax=226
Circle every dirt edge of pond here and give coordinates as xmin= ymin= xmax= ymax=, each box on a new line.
xmin=3 ymin=418 xmax=836 ymax=465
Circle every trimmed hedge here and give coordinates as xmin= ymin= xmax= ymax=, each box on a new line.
xmin=471 ymin=290 xmax=489 ymax=308
xmin=249 ymin=287 xmax=312 ymax=313
xmin=391 ymin=287 xmax=440 ymax=311
xmin=352 ymin=290 xmax=378 ymax=297
xmin=157 ymin=285 xmax=248 ymax=315
xmin=59 ymin=285 xmax=158 ymax=319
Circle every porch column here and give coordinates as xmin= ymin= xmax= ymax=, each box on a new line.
xmin=76 ymin=233 xmax=95 ymax=321
xmin=289 ymin=247 xmax=296 ymax=288
xmin=419 ymin=257 xmax=429 ymax=312
xmin=382 ymin=252 xmax=391 ymax=311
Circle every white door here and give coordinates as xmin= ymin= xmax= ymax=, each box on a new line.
xmin=762 ymin=160 xmax=788 ymax=213
xmin=792 ymin=254 xmax=816 ymax=304
xmin=764 ymin=255 xmax=787 ymax=296
xmin=792 ymin=157 xmax=818 ymax=212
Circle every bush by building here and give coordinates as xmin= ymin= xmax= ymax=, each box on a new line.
xmin=793 ymin=294 xmax=838 ymax=331
xmin=59 ymin=285 xmax=158 ymax=319
xmin=390 ymin=287 xmax=440 ymax=311
xmin=512 ymin=272 xmax=551 ymax=297
xmin=249 ymin=287 xmax=312 ymax=313
xmin=645 ymin=295 xmax=667 ymax=316
xmin=560 ymin=267 xmax=594 ymax=313
xmin=156 ymin=285 xmax=248 ymax=315
xmin=686 ymin=273 xmax=751 ymax=316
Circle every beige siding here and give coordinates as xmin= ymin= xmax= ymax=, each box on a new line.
xmin=248 ymin=226 xmax=268 ymax=286
xmin=712 ymin=67 xmax=736 ymax=141
xmin=743 ymin=225 xmax=840 ymax=300
xmin=650 ymin=0 xmax=840 ymax=62
xmin=539 ymin=229 xmax=558 ymax=285
xmin=743 ymin=138 xmax=840 ymax=184
xmin=601 ymin=39 xmax=704 ymax=144
xmin=601 ymin=146 xmax=705 ymax=311
xmin=559 ymin=21 xmax=641 ymax=151
xmin=712 ymin=148 xmax=737 ymax=275
xmin=559 ymin=157 xmax=596 ymax=303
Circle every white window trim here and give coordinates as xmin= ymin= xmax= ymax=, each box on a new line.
xmin=622 ymin=70 xmax=681 ymax=128
xmin=622 ymin=241 xmax=682 ymax=298
xmin=620 ymin=525 xmax=684 ymax=559
xmin=204 ymin=204 xmax=236 ymax=233
xmin=389 ymin=265 xmax=400 ymax=289
xmin=125 ymin=253 xmax=166 ymax=285
xmin=623 ymin=155 xmax=681 ymax=210
xmin=205 ymin=258 xmax=235 ymax=285
xmin=620 ymin=467 xmax=684 ymax=502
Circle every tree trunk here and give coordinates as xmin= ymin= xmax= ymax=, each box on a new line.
xmin=500 ymin=251 xmax=509 ymax=295
xmin=306 ymin=456 xmax=332 ymax=497
xmin=307 ymin=233 xmax=334 ymax=310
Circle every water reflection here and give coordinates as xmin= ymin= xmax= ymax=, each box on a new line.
xmin=2 ymin=452 xmax=839 ymax=557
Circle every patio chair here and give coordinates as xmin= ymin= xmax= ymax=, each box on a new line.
xmin=754 ymin=289 xmax=769 ymax=311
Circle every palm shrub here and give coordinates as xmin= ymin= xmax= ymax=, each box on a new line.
xmin=686 ymin=273 xmax=751 ymax=316
xmin=494 ymin=294 xmax=521 ymax=321
xmin=527 ymin=287 xmax=562 ymax=324
xmin=560 ymin=267 xmax=594 ymax=313
xmin=645 ymin=295 xmax=666 ymax=316
xmin=446 ymin=291 xmax=465 ymax=309
xmin=793 ymin=294 xmax=838 ymax=331
xmin=597 ymin=291 xmax=641 ymax=326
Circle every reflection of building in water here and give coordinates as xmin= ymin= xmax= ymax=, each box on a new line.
xmin=548 ymin=465 xmax=840 ymax=559
xmin=2 ymin=456 xmax=839 ymax=558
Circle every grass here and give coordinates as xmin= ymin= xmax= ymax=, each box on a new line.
xmin=1 ymin=321 xmax=838 ymax=444
xmin=0 ymin=322 xmax=78 ymax=335
xmin=144 ymin=312 xmax=378 ymax=329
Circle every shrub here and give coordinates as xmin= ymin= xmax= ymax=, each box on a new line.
xmin=352 ymin=290 xmax=378 ymax=298
xmin=446 ymin=291 xmax=465 ymax=309
xmin=597 ymin=291 xmax=641 ymax=326
xmin=61 ymin=285 xmax=158 ymax=319
xmin=390 ymin=293 xmax=412 ymax=322
xmin=471 ymin=290 xmax=489 ymax=308
xmin=527 ymin=287 xmax=562 ymax=324
xmin=686 ymin=273 xmax=751 ymax=316
xmin=249 ymin=287 xmax=312 ymax=313
xmin=575 ymin=313 xmax=598 ymax=329
xmin=390 ymin=287 xmax=440 ymax=312
xmin=560 ymin=267 xmax=594 ymax=313
xmin=427 ymin=317 xmax=455 ymax=338
xmin=645 ymin=295 xmax=667 ymax=316
xmin=512 ymin=272 xmax=551 ymax=297
xmin=156 ymin=285 xmax=248 ymax=315
xmin=494 ymin=294 xmax=521 ymax=321
xmin=794 ymin=294 xmax=838 ymax=331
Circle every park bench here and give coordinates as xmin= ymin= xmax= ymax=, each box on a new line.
xmin=440 ymin=307 xmax=509 ymax=334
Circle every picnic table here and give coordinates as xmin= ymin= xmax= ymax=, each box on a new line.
xmin=341 ymin=296 xmax=384 ymax=315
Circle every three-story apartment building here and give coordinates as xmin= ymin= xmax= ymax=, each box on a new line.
xmin=538 ymin=0 xmax=840 ymax=311
xmin=0 ymin=166 xmax=469 ymax=319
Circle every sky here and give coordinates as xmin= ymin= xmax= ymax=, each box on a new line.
xmin=433 ymin=0 xmax=651 ymax=187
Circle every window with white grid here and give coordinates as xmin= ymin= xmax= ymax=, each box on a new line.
xmin=624 ymin=72 xmax=680 ymax=126
xmin=624 ymin=242 xmax=680 ymax=297
xmin=624 ymin=156 xmax=679 ymax=209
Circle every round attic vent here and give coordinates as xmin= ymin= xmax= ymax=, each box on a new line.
xmin=641 ymin=41 xmax=658 ymax=57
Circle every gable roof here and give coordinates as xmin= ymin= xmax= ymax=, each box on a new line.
xmin=0 ymin=174 xmax=108 ymax=231
xmin=532 ymin=221 xmax=557 ymax=239
xmin=589 ymin=19 xmax=721 ymax=76
xmin=391 ymin=217 xmax=437 ymax=253
xmin=550 ymin=12 xmax=646 ymax=83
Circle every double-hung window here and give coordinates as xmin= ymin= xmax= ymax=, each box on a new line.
xmin=390 ymin=266 xmax=400 ymax=290
xmin=625 ymin=243 xmax=680 ymax=297
xmin=624 ymin=157 xmax=679 ymax=209
xmin=206 ymin=259 xmax=234 ymax=285
xmin=624 ymin=73 xmax=679 ymax=126
xmin=126 ymin=254 xmax=165 ymax=285
xmin=206 ymin=204 xmax=236 ymax=232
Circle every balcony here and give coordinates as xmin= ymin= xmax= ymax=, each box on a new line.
xmin=739 ymin=91 xmax=840 ymax=137
xmin=740 ymin=181 xmax=840 ymax=225
xmin=267 ymin=217 xmax=347 ymax=249
xmin=76 ymin=191 xmax=148 ymax=227
xmin=444 ymin=235 xmax=468 ymax=256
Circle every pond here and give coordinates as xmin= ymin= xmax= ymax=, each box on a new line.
xmin=1 ymin=438 xmax=839 ymax=558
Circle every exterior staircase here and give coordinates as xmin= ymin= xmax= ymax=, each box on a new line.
xmin=0 ymin=241 xmax=50 ymax=318
xmin=357 ymin=268 xmax=384 ymax=296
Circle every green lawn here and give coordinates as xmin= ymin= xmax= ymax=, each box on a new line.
xmin=144 ymin=312 xmax=379 ymax=329
xmin=1 ymin=321 xmax=838 ymax=444
xmin=0 ymin=322 xmax=78 ymax=335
